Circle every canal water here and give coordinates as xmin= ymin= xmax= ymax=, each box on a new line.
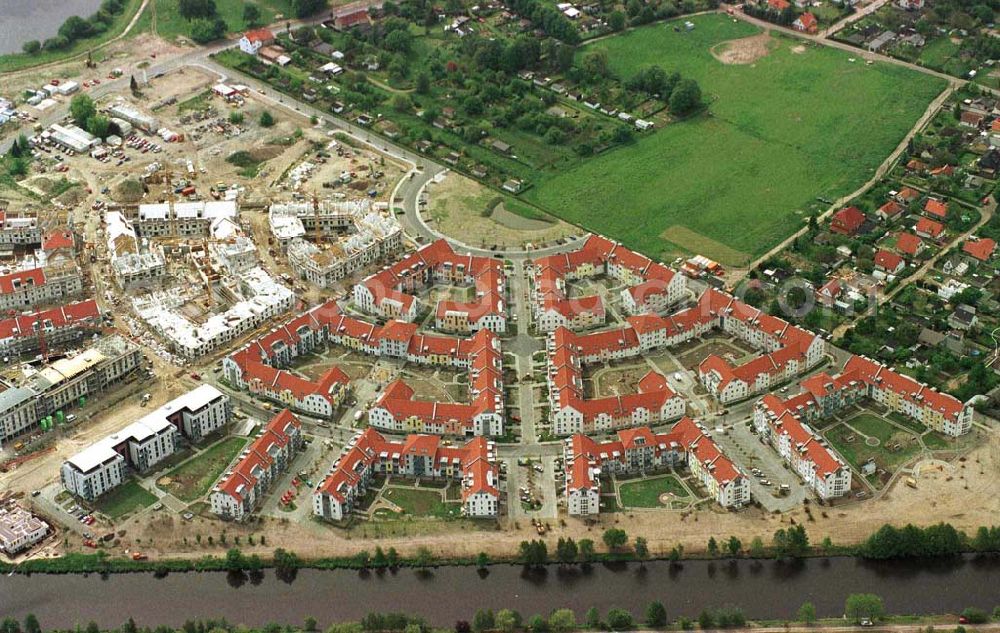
xmin=1 ymin=556 xmax=999 ymax=628
xmin=0 ymin=0 xmax=105 ymax=55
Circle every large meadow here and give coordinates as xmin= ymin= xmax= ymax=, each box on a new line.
xmin=524 ymin=15 xmax=947 ymax=265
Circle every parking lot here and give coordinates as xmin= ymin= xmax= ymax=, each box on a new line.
xmin=712 ymin=421 xmax=807 ymax=512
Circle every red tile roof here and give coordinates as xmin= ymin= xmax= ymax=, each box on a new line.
xmin=924 ymin=198 xmax=948 ymax=218
xmin=914 ymin=217 xmax=944 ymax=238
xmin=896 ymin=232 xmax=923 ymax=256
xmin=963 ymin=237 xmax=996 ymax=262
xmin=831 ymin=207 xmax=866 ymax=235
xmin=874 ymin=249 xmax=905 ymax=272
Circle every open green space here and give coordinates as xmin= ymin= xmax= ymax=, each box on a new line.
xmin=618 ymin=474 xmax=689 ymax=508
xmin=383 ymin=486 xmax=461 ymax=518
xmin=524 ymin=14 xmax=946 ymax=265
xmin=827 ymin=414 xmax=922 ymax=479
xmin=159 ymin=436 xmax=249 ymax=502
xmin=921 ymin=432 xmax=952 ymax=451
xmin=94 ymin=480 xmax=157 ymax=519
xmin=143 ymin=0 xmax=295 ymax=41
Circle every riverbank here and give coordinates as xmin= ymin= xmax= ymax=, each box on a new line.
xmin=0 ymin=0 xmax=144 ymax=74
xmin=2 ymin=555 xmax=999 ymax=628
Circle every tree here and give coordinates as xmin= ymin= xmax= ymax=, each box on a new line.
xmin=528 ymin=615 xmax=548 ymax=633
xmin=645 ymin=602 xmax=667 ymax=628
xmin=243 ymin=3 xmax=262 ymax=27
xmin=59 ymin=16 xmax=92 ymax=41
xmin=22 ymin=616 xmax=39 ymax=633
xmin=578 ymin=539 xmax=595 ymax=562
xmin=609 ymin=11 xmax=626 ymax=31
xmin=259 ymin=110 xmax=275 ymax=128
xmin=415 ymin=73 xmax=431 ymax=95
xmin=669 ymin=79 xmax=702 ymax=116
xmin=225 ymin=547 xmax=245 ymax=571
xmin=844 ymin=594 xmax=885 ymax=624
xmin=707 ymin=537 xmax=719 ymax=556
xmin=603 ymin=528 xmax=627 ymax=550
xmin=496 ymin=610 xmax=521 ymax=633
xmin=476 ymin=552 xmax=490 ymax=569
xmin=387 ymin=547 xmax=400 ymax=567
xmin=391 ymin=94 xmax=412 ymax=112
xmin=292 ymin=0 xmax=326 ymax=18
xmin=179 ymin=0 xmax=218 ymax=20
xmin=634 ymin=537 xmax=649 ymax=564
xmin=87 ymin=115 xmax=111 ymax=139
xmin=414 ymin=546 xmax=433 ymax=569
xmin=190 ymin=17 xmax=227 ymax=43
xmin=22 ymin=41 xmax=41 ymax=54
xmin=726 ymin=536 xmax=742 ymax=558
xmin=605 ymin=609 xmax=634 ymax=631
xmin=519 ymin=540 xmax=548 ymax=566
xmin=273 ymin=548 xmax=301 ymax=576
xmin=70 ymin=94 xmax=96 ymax=128
xmin=797 ymin=602 xmax=817 ymax=625
xmin=585 ymin=607 xmax=600 ymax=629
xmin=556 ymin=537 xmax=578 ymax=564
xmin=472 ymin=609 xmax=495 ymax=633
xmin=548 ymin=609 xmax=575 ymax=632
xmin=304 ymin=617 xmax=318 ymax=632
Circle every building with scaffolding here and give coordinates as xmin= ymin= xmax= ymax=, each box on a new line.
xmin=0 ymin=335 xmax=143 ymax=448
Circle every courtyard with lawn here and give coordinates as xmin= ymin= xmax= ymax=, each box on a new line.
xmin=525 ymin=14 xmax=946 ymax=265
xmin=157 ymin=436 xmax=249 ymax=503
xmin=618 ymin=474 xmax=692 ymax=509
xmin=381 ymin=485 xmax=463 ymax=519
xmin=94 ymin=480 xmax=158 ymax=520
xmin=825 ymin=412 xmax=923 ymax=485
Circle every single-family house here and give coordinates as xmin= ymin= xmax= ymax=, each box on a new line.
xmin=830 ymin=206 xmax=866 ymax=236
xmin=793 ymin=12 xmax=818 ymax=34
xmin=876 ymin=200 xmax=904 ymax=221
xmin=239 ymin=29 xmax=275 ymax=55
xmin=963 ymin=237 xmax=996 ymax=262
xmin=924 ymin=198 xmax=948 ymax=219
xmin=874 ymin=250 xmax=906 ymax=275
xmin=914 ymin=217 xmax=944 ymax=239
xmin=896 ymin=232 xmax=924 ymax=257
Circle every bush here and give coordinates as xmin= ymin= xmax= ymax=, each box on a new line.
xmin=259 ymin=110 xmax=275 ymax=128
xmin=605 ymin=609 xmax=634 ymax=631
xmin=960 ymin=608 xmax=988 ymax=624
xmin=22 ymin=40 xmax=41 ymax=54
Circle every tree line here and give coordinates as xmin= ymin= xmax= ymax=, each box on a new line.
xmin=20 ymin=0 xmax=128 ymax=53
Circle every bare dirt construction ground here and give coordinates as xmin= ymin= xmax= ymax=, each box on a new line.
xmin=426 ymin=173 xmax=580 ymax=249
xmin=711 ymin=32 xmax=775 ymax=65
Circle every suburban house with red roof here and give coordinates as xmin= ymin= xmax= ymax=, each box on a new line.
xmin=963 ymin=237 xmax=996 ymax=262
xmin=312 ymin=429 xmax=500 ymax=521
xmin=914 ymin=217 xmax=944 ymax=239
xmin=815 ymin=279 xmax=842 ymax=307
xmin=531 ymin=234 xmax=685 ymax=332
xmin=333 ymin=7 xmax=371 ymax=29
xmin=0 ymin=299 xmax=102 ymax=358
xmin=239 ymin=28 xmax=275 ymax=55
xmin=894 ymin=187 xmax=921 ymax=205
xmin=210 ymin=409 xmax=302 ymax=520
xmin=830 ymin=207 xmax=866 ymax=236
xmin=876 ymin=200 xmax=904 ymax=222
xmin=874 ymin=249 xmax=906 ymax=275
xmin=896 ymin=232 xmax=924 ymax=257
xmin=354 ymin=239 xmax=507 ymax=334
xmin=923 ymin=198 xmax=949 ymax=219
xmin=793 ymin=12 xmax=817 ymax=33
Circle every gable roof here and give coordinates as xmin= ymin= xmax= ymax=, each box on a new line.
xmin=963 ymin=237 xmax=996 ymax=261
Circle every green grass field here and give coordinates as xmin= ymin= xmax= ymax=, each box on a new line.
xmin=140 ymin=0 xmax=296 ymax=41
xmin=383 ymin=486 xmax=462 ymax=518
xmin=619 ymin=474 xmax=689 ymax=508
xmin=827 ymin=414 xmax=922 ymax=478
xmin=95 ymin=480 xmax=158 ymax=519
xmin=524 ymin=15 xmax=946 ymax=264
xmin=159 ymin=437 xmax=248 ymax=502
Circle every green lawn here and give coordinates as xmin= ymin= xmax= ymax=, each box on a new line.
xmin=827 ymin=414 xmax=922 ymax=478
xmin=94 ymin=480 xmax=158 ymax=519
xmin=618 ymin=474 xmax=689 ymax=508
xmin=922 ymin=432 xmax=952 ymax=451
xmin=382 ymin=486 xmax=462 ymax=518
xmin=524 ymin=14 xmax=946 ymax=265
xmin=159 ymin=436 xmax=249 ymax=502
xmin=146 ymin=0 xmax=296 ymax=41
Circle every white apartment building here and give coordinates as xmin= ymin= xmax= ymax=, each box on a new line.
xmin=0 ymin=505 xmax=51 ymax=555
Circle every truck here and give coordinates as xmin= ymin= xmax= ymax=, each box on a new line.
xmin=905 ymin=477 xmax=917 ymax=489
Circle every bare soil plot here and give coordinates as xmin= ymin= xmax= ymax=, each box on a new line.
xmin=710 ymin=32 xmax=776 ymax=65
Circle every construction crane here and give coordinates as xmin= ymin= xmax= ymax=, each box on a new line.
xmin=313 ymin=193 xmax=323 ymax=244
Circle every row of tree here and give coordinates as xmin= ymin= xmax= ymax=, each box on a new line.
xmin=860 ymin=523 xmax=998 ymax=560
xmin=21 ymin=0 xmax=127 ymax=53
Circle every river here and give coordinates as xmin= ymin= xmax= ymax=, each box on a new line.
xmin=1 ymin=556 xmax=998 ymax=628
xmin=0 ymin=0 xmax=105 ymax=55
